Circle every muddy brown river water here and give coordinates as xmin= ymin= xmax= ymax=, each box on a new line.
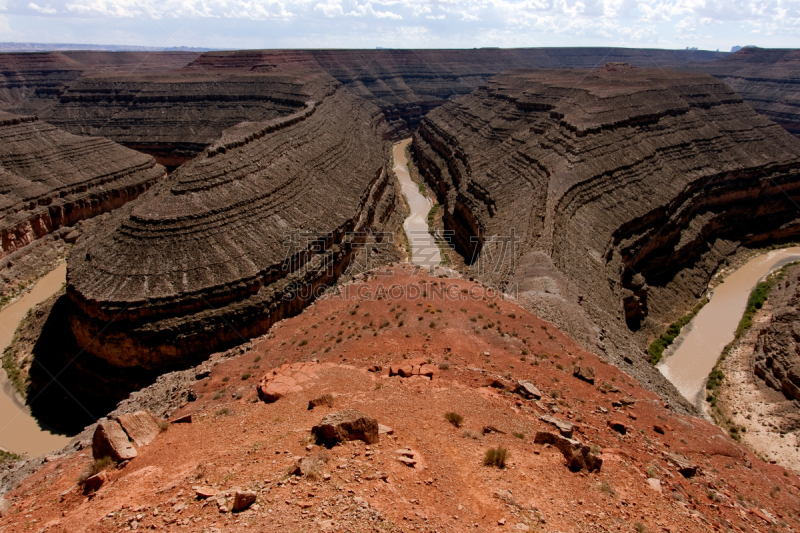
xmin=658 ymin=247 xmax=800 ymax=409
xmin=394 ymin=139 xmax=441 ymax=268
xmin=0 ymin=263 xmax=70 ymax=457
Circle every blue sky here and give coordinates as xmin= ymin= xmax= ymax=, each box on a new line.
xmin=1 ymin=0 xmax=799 ymax=50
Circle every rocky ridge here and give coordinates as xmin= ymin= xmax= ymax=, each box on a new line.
xmin=1 ymin=265 xmax=799 ymax=533
xmin=412 ymin=67 xmax=800 ymax=410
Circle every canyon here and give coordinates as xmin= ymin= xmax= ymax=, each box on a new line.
xmin=413 ymin=66 xmax=800 ymax=412
xmin=1 ymin=46 xmax=800 ymax=532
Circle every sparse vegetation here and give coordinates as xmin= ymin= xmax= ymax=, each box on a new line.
xmin=78 ymin=455 xmax=115 ymax=486
xmin=647 ymin=297 xmax=708 ymax=364
xmin=241 ymin=372 xmax=252 ymax=380
xmin=483 ymin=447 xmax=508 ymax=468
xmin=445 ymin=412 xmax=464 ymax=428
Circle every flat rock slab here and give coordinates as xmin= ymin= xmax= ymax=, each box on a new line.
xmin=515 ymin=380 xmax=542 ymax=399
xmin=258 ymin=362 xmax=326 ymax=403
xmin=539 ymin=414 xmax=574 ymax=438
xmin=312 ymin=409 xmax=379 ymax=447
xmin=116 ymin=411 xmax=162 ymax=448
xmin=93 ymin=419 xmax=137 ymax=462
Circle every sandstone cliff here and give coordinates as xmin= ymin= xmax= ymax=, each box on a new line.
xmin=0 ymin=111 xmax=164 ymax=259
xmin=413 ymin=67 xmax=800 ymax=406
xmin=66 ymin=86 xmax=400 ymax=370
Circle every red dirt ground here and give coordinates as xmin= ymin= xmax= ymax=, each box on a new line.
xmin=3 ymin=264 xmax=800 ymax=532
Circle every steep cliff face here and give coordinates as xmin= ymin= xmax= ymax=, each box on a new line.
xmin=754 ymin=264 xmax=800 ymax=401
xmin=66 ymin=86 xmax=399 ymax=370
xmin=0 ymin=111 xmax=165 ymax=259
xmin=413 ymin=67 xmax=800 ymax=404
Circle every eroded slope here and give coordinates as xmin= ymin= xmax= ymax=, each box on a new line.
xmin=3 ymin=266 xmax=800 ymax=533
xmin=413 ymin=66 xmax=800 ymax=409
xmin=65 ymin=86 xmax=400 ymax=370
xmin=0 ymin=111 xmax=164 ymax=259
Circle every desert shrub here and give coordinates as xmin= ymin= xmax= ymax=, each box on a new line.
xmin=439 ymin=362 xmax=450 ymax=370
xmin=445 ymin=412 xmax=464 ymax=428
xmin=241 ymin=372 xmax=252 ymax=380
xmin=78 ymin=455 xmax=115 ymax=485
xmin=484 ymin=447 xmax=509 ymax=468
xmin=512 ymin=432 xmax=525 ymax=440
xmin=462 ymin=429 xmax=480 ymax=440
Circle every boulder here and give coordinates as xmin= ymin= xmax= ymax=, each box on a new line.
xmin=418 ymin=364 xmax=440 ymax=379
xmin=195 ymin=486 xmax=219 ymax=499
xmin=83 ymin=471 xmax=107 ymax=494
xmin=515 ymin=380 xmax=542 ymax=399
xmin=389 ymin=364 xmax=413 ymax=377
xmin=539 ymin=414 xmax=574 ymax=438
xmin=573 ymin=365 xmax=595 ymax=385
xmin=665 ymin=453 xmax=698 ymax=478
xmin=534 ymin=431 xmax=602 ymax=472
xmin=312 ymin=410 xmax=379 ymax=447
xmin=608 ymin=419 xmax=627 ymax=435
xmin=92 ymin=419 xmax=137 ymax=462
xmin=233 ymin=490 xmax=257 ymax=512
xmin=116 ymin=411 xmax=162 ymax=447
xmin=308 ymin=395 xmax=334 ymax=410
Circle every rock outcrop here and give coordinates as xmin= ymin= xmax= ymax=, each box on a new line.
xmin=413 ymin=67 xmax=800 ymax=406
xmin=0 ymin=111 xmax=164 ymax=259
xmin=754 ymin=263 xmax=800 ymax=400
xmin=66 ymin=86 xmax=399 ymax=370
xmin=312 ymin=410 xmax=380 ymax=447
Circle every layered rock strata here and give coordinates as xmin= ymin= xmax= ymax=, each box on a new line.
xmin=754 ymin=263 xmax=800 ymax=400
xmin=0 ymin=111 xmax=164 ymax=258
xmin=66 ymin=87 xmax=399 ymax=369
xmin=1 ymin=48 xmax=726 ymax=159
xmin=413 ymin=67 xmax=800 ymax=402
xmin=683 ymin=48 xmax=800 ymax=137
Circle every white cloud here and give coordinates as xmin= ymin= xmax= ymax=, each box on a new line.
xmin=314 ymin=0 xmax=342 ymax=17
xmin=347 ymin=1 xmax=402 ymax=19
xmin=28 ymin=2 xmax=57 ymax=13
xmin=3 ymin=0 xmax=800 ymax=48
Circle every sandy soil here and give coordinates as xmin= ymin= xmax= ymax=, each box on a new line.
xmin=716 ymin=299 xmax=800 ymax=473
xmin=1 ymin=265 xmax=799 ymax=533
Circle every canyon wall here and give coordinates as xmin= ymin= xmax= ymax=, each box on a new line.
xmin=684 ymin=48 xmax=800 ymax=137
xmin=65 ymin=84 xmax=400 ymax=369
xmin=0 ymin=111 xmax=164 ymax=259
xmin=413 ymin=66 xmax=800 ymax=404
xmin=754 ymin=263 xmax=800 ymax=401
xmin=0 ymin=48 xmax=726 ymax=161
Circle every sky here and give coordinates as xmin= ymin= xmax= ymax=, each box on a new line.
xmin=0 ymin=0 xmax=799 ymax=51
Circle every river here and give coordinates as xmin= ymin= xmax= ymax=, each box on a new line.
xmin=393 ymin=139 xmax=441 ymax=268
xmin=658 ymin=247 xmax=800 ymax=408
xmin=0 ymin=263 xmax=71 ymax=457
